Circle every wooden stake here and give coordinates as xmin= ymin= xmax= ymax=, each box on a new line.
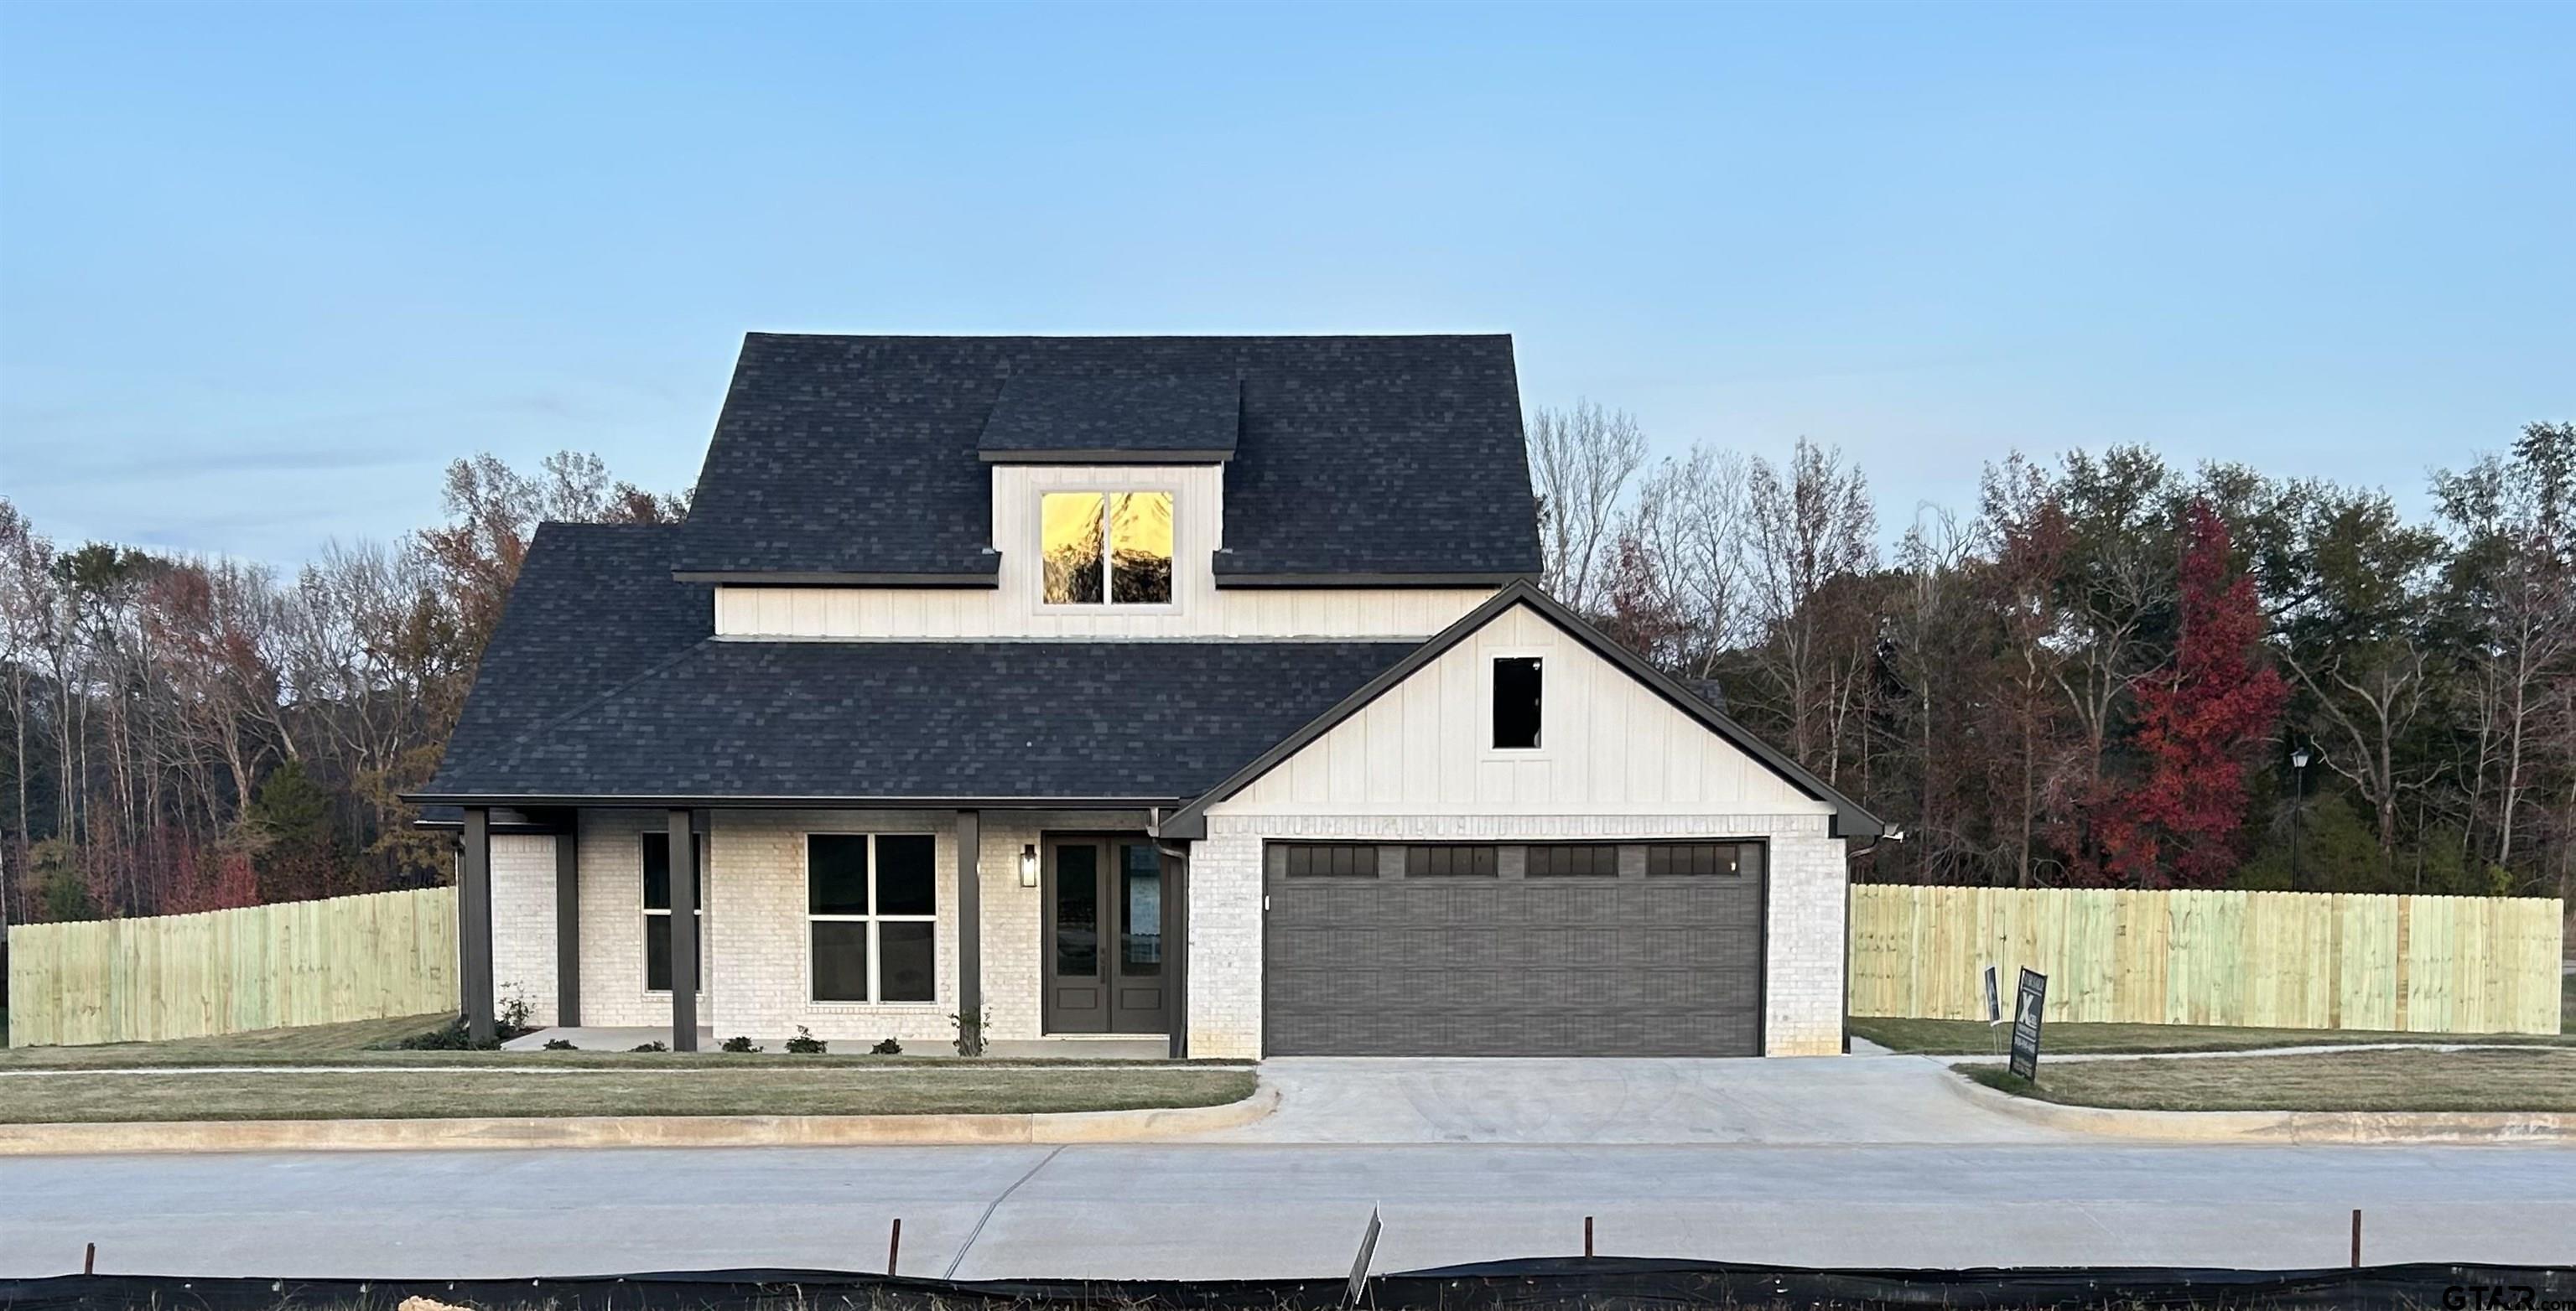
xmin=888 ymin=1216 xmax=902 ymax=1276
xmin=1583 ymin=1215 xmax=1594 ymax=1258
xmin=2350 ymin=1209 xmax=2361 ymax=1267
xmin=83 ymin=1243 xmax=95 ymax=1276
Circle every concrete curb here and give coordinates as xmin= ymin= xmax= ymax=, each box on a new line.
xmin=1945 ymin=1068 xmax=2576 ymax=1143
xmin=0 ymin=1083 xmax=1279 ymax=1156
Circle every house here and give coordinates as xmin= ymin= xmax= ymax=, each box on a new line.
xmin=414 ymin=334 xmax=1881 ymax=1059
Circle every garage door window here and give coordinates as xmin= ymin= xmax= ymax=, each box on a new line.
xmin=1405 ymin=844 xmax=1498 ymax=877
xmin=1524 ymin=843 xmax=1618 ymax=877
xmin=1281 ymin=844 xmax=1379 ymax=878
xmin=1645 ymin=842 xmax=1762 ymax=877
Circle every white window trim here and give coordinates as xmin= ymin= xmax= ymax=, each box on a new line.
xmin=804 ymin=832 xmax=942 ymax=1008
xmin=1035 ymin=488 xmax=1182 ymax=614
xmin=641 ymin=832 xmax=709 ymax=998
xmin=1483 ymin=650 xmax=1551 ymax=759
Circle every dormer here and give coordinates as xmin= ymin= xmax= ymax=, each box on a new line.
xmin=673 ymin=334 xmax=1540 ymax=640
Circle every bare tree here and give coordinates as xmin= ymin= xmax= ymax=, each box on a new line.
xmin=1621 ymin=444 xmax=1753 ymax=677
xmin=1745 ymin=438 xmax=1878 ymax=772
xmin=1527 ymin=401 xmax=1645 ymax=613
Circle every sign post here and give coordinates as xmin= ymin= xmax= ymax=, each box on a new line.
xmin=2008 ymin=968 xmax=2048 ymax=1083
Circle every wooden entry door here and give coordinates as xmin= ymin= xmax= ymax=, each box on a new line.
xmin=1043 ymin=837 xmax=1171 ymax=1034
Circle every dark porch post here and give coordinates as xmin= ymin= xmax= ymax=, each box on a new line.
xmin=667 ymin=807 xmax=699 ymax=1051
xmin=955 ymin=811 xmax=982 ymax=1030
xmin=554 ymin=818 xmax=581 ymax=1028
xmin=459 ymin=806 xmax=495 ymax=1046
xmin=1162 ymin=844 xmax=1187 ymax=1059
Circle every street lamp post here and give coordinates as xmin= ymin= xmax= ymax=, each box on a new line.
xmin=2290 ymin=746 xmax=2312 ymax=892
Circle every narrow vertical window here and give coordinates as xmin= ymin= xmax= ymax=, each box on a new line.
xmin=1493 ymin=656 xmax=1543 ymax=749
xmin=641 ymin=832 xmax=707 ymax=993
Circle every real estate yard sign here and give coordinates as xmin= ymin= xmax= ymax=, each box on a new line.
xmin=2008 ymin=968 xmax=2048 ymax=1082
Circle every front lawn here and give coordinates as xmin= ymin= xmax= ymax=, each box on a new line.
xmin=1961 ymin=1046 xmax=2576 ymax=1113
xmin=0 ymin=1065 xmax=1259 ymax=1123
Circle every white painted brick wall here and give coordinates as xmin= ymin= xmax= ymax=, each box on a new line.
xmin=1191 ymin=811 xmax=1849 ymax=1057
xmin=501 ymin=807 xmax=1135 ymax=1045
xmin=488 ymin=834 xmax=558 ymax=1027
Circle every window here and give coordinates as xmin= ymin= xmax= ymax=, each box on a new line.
xmin=808 ymin=834 xmax=938 ymax=1003
xmin=1041 ymin=490 xmax=1173 ymax=605
xmin=1524 ymin=843 xmax=1618 ymax=877
xmin=1280 ymin=843 xmax=1379 ymax=878
xmin=1405 ymin=844 xmax=1498 ymax=877
xmin=641 ymin=832 xmax=708 ymax=994
xmin=1645 ymin=842 xmax=1763 ymax=878
xmin=1493 ymin=656 xmax=1542 ymax=749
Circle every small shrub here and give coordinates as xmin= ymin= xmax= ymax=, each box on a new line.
xmin=496 ymin=985 xmax=536 ymax=1038
xmin=542 ymin=1038 xmax=577 ymax=1051
xmin=951 ymin=1004 xmax=992 ymax=1058
xmin=721 ymin=1035 xmax=761 ymax=1053
xmin=871 ymin=1036 xmax=902 ymax=1055
xmin=631 ymin=1041 xmax=668 ymax=1053
xmin=785 ymin=1026 xmax=826 ymax=1054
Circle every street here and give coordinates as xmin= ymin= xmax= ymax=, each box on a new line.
xmin=5 ymin=1139 xmax=2573 ymax=1279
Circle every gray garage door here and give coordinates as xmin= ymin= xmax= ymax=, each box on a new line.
xmin=1262 ymin=841 xmax=1765 ymax=1056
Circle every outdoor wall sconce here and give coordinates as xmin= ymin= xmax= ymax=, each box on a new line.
xmin=1019 ymin=843 xmax=1040 ymax=888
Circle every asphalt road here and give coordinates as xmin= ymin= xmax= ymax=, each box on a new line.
xmin=6 ymin=1141 xmax=2574 ymax=1279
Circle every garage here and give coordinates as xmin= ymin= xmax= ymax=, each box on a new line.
xmin=1262 ymin=839 xmax=1766 ymax=1057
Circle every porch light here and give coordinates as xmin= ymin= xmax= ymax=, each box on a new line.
xmin=1019 ymin=843 xmax=1040 ymax=888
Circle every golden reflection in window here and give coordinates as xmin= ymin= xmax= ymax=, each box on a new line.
xmin=1109 ymin=492 xmax=1173 ymax=604
xmin=1041 ymin=492 xmax=1105 ymax=604
xmin=1041 ymin=490 xmax=1172 ymax=605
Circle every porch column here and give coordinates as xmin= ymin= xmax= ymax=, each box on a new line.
xmin=955 ymin=810 xmax=982 ymax=1028
xmin=667 ymin=807 xmax=699 ymax=1051
xmin=459 ymin=807 xmax=495 ymax=1046
xmin=1162 ymin=843 xmax=1187 ymax=1059
xmin=554 ymin=818 xmax=581 ymax=1028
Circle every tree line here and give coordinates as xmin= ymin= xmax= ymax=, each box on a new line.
xmin=0 ymin=454 xmax=686 ymax=931
xmin=4 ymin=417 xmax=2568 ymax=930
xmin=1534 ymin=407 xmax=2576 ymax=900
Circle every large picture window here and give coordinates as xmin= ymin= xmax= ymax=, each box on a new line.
xmin=808 ymin=834 xmax=938 ymax=1003
xmin=1041 ymin=490 xmax=1173 ymax=605
xmin=641 ymin=832 xmax=708 ymax=994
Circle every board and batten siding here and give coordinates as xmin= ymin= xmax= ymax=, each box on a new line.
xmin=713 ymin=464 xmax=1493 ymax=640
xmin=1191 ymin=601 xmax=1850 ymax=1058
xmin=1220 ymin=604 xmax=1834 ymax=816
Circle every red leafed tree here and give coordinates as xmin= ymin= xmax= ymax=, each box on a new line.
xmin=2102 ymin=501 xmax=2288 ymax=886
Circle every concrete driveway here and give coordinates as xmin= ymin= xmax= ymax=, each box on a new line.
xmin=1204 ymin=1051 xmax=2073 ymax=1144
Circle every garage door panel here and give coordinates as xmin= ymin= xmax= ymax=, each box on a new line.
xmin=1264 ymin=852 xmax=1766 ymax=1057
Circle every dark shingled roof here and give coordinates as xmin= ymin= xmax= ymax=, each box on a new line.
xmin=978 ymin=376 xmax=1240 ymax=460
xmin=423 ymin=521 xmax=1413 ymax=803
xmin=673 ymin=334 xmax=1540 ymax=582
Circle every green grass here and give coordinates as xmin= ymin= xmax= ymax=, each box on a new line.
xmin=1963 ymin=1045 xmax=2576 ymax=1113
xmin=0 ymin=1065 xmax=1259 ymax=1123
xmin=0 ymin=1012 xmax=1235 ymax=1070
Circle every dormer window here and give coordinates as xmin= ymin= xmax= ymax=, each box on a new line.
xmin=1041 ymin=491 xmax=1174 ymax=605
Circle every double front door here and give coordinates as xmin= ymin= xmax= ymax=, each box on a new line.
xmin=1043 ymin=837 xmax=1171 ymax=1034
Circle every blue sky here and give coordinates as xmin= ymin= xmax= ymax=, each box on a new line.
xmin=2 ymin=1 xmax=2568 ymax=566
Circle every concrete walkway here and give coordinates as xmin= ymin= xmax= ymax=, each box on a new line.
xmin=5 ymin=1140 xmax=2571 ymax=1278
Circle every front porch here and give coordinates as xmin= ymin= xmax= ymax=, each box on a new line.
xmin=452 ymin=805 xmax=1192 ymax=1057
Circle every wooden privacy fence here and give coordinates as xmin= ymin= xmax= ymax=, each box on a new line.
xmin=4 ymin=887 xmax=459 ymax=1047
xmin=1850 ymin=885 xmax=2565 ymax=1035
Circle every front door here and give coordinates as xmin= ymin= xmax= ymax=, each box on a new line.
xmin=1044 ymin=837 xmax=1171 ymax=1034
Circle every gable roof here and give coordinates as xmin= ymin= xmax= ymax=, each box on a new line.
xmin=671 ymin=334 xmax=1541 ymax=584
xmin=1158 ymin=580 xmax=1886 ymax=841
